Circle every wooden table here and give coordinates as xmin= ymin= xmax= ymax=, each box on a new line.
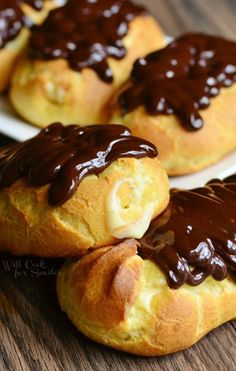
xmin=1 ymin=1 xmax=236 ymax=370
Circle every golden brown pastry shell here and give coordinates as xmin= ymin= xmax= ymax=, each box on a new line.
xmin=57 ymin=239 xmax=236 ymax=356
xmin=0 ymin=0 xmax=61 ymax=93
xmin=0 ymin=29 xmax=29 ymax=93
xmin=0 ymin=157 xmax=169 ymax=257
xmin=111 ymin=84 xmax=236 ymax=175
xmin=9 ymin=16 xmax=165 ymax=127
xmin=21 ymin=0 xmax=62 ymax=24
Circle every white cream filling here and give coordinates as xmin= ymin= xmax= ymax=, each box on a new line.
xmin=106 ymin=178 xmax=155 ymax=239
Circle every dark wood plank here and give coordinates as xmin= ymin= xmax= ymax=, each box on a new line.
xmin=1 ymin=256 xmax=236 ymax=371
xmin=0 ymin=135 xmax=15 ymax=147
xmin=135 ymin=0 xmax=236 ymax=38
xmin=1 ymin=1 xmax=236 ymax=370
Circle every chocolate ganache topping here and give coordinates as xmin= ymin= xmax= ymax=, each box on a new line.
xmin=0 ymin=0 xmax=25 ymax=48
xmin=120 ymin=33 xmax=236 ymax=131
xmin=23 ymin=0 xmax=44 ymax=11
xmin=139 ymin=175 xmax=236 ymax=289
xmin=0 ymin=0 xmax=45 ymax=49
xmin=29 ymin=0 xmax=146 ymax=83
xmin=0 ymin=123 xmax=157 ymax=206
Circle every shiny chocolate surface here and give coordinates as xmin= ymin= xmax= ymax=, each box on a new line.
xmin=0 ymin=0 xmax=47 ymax=48
xmin=29 ymin=0 xmax=146 ymax=82
xmin=24 ymin=0 xmax=44 ymax=10
xmin=120 ymin=33 xmax=236 ymax=131
xmin=0 ymin=123 xmax=157 ymax=206
xmin=139 ymin=175 xmax=236 ymax=288
xmin=0 ymin=0 xmax=25 ymax=48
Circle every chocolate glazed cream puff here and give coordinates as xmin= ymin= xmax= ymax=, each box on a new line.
xmin=0 ymin=0 xmax=63 ymax=92
xmin=0 ymin=0 xmax=29 ymax=93
xmin=9 ymin=0 xmax=165 ymax=127
xmin=111 ymin=33 xmax=236 ymax=175
xmin=57 ymin=175 xmax=236 ymax=356
xmin=0 ymin=123 xmax=169 ymax=257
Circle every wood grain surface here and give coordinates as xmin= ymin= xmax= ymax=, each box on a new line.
xmin=0 ymin=1 xmax=236 ymax=370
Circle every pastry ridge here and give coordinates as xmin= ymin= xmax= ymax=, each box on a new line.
xmin=10 ymin=15 xmax=165 ymax=127
xmin=57 ymin=239 xmax=236 ymax=356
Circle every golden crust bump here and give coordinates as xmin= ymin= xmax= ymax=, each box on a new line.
xmin=0 ymin=157 xmax=169 ymax=257
xmin=57 ymin=241 xmax=236 ymax=356
xmin=9 ymin=16 xmax=165 ymax=127
xmin=62 ymin=239 xmax=143 ymax=327
xmin=111 ymin=84 xmax=236 ymax=175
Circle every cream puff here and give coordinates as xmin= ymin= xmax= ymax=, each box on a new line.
xmin=9 ymin=0 xmax=165 ymax=127
xmin=0 ymin=0 xmax=29 ymax=92
xmin=0 ymin=0 xmax=63 ymax=92
xmin=0 ymin=122 xmax=169 ymax=257
xmin=57 ymin=174 xmax=236 ymax=356
xmin=111 ymin=33 xmax=236 ymax=175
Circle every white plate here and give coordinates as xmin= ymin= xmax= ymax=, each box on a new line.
xmin=0 ymin=96 xmax=235 ymax=190
xmin=0 ymin=95 xmax=39 ymax=141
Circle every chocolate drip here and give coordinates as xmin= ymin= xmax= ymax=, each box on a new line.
xmin=24 ymin=0 xmax=44 ymax=10
xmin=29 ymin=0 xmax=146 ymax=83
xmin=120 ymin=33 xmax=236 ymax=131
xmin=0 ymin=123 xmax=157 ymax=206
xmin=139 ymin=175 xmax=236 ymax=289
xmin=0 ymin=0 xmax=46 ymax=48
xmin=0 ymin=1 xmax=25 ymax=48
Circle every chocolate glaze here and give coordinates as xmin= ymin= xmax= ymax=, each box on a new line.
xmin=29 ymin=0 xmax=146 ymax=83
xmin=139 ymin=175 xmax=236 ymax=289
xmin=0 ymin=0 xmax=46 ymax=49
xmin=0 ymin=1 xmax=25 ymax=48
xmin=24 ymin=0 xmax=44 ymax=10
xmin=120 ymin=33 xmax=236 ymax=131
xmin=0 ymin=123 xmax=157 ymax=206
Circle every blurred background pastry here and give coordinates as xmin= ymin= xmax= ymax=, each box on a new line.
xmin=111 ymin=33 xmax=236 ymax=175
xmin=57 ymin=175 xmax=236 ymax=356
xmin=0 ymin=0 xmax=29 ymax=93
xmin=0 ymin=0 xmax=64 ymax=93
xmin=0 ymin=123 xmax=169 ymax=257
xmin=9 ymin=0 xmax=165 ymax=127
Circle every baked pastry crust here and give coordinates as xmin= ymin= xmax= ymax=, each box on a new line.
xmin=0 ymin=28 xmax=29 ymax=93
xmin=0 ymin=157 xmax=169 ymax=257
xmin=111 ymin=84 xmax=236 ymax=175
xmin=0 ymin=0 xmax=61 ymax=93
xmin=57 ymin=239 xmax=236 ymax=356
xmin=21 ymin=0 xmax=63 ymax=25
xmin=9 ymin=16 xmax=165 ymax=127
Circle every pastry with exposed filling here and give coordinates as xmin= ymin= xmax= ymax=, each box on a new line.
xmin=9 ymin=0 xmax=165 ymax=127
xmin=57 ymin=174 xmax=236 ymax=356
xmin=0 ymin=123 xmax=169 ymax=257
